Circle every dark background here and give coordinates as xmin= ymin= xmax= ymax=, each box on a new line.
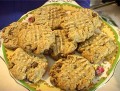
xmin=0 ymin=0 xmax=90 ymax=30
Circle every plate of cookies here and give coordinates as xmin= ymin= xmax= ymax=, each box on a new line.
xmin=0 ymin=1 xmax=120 ymax=91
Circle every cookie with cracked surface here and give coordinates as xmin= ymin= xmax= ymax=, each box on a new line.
xmin=50 ymin=30 xmax=77 ymax=60
xmin=78 ymin=33 xmax=99 ymax=52
xmin=61 ymin=8 xmax=102 ymax=43
xmin=18 ymin=24 xmax=55 ymax=54
xmin=9 ymin=48 xmax=48 ymax=83
xmin=50 ymin=55 xmax=95 ymax=91
xmin=1 ymin=22 xmax=28 ymax=49
xmin=30 ymin=5 xmax=65 ymax=30
xmin=78 ymin=33 xmax=117 ymax=63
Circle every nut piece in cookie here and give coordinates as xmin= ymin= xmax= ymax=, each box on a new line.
xmin=50 ymin=55 xmax=95 ymax=91
xmin=78 ymin=33 xmax=117 ymax=63
xmin=9 ymin=48 xmax=48 ymax=83
xmin=18 ymin=24 xmax=55 ymax=54
xmin=1 ymin=22 xmax=28 ymax=49
xmin=50 ymin=30 xmax=77 ymax=60
xmin=61 ymin=8 xmax=102 ymax=43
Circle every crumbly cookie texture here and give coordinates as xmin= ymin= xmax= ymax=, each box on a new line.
xmin=2 ymin=5 xmax=102 ymax=54
xmin=31 ymin=5 xmax=65 ymax=30
xmin=1 ymin=22 xmax=28 ymax=49
xmin=50 ymin=30 xmax=77 ymax=60
xmin=78 ymin=33 xmax=100 ymax=52
xmin=78 ymin=33 xmax=116 ymax=63
xmin=9 ymin=48 xmax=48 ymax=83
xmin=50 ymin=55 xmax=95 ymax=91
xmin=18 ymin=24 xmax=55 ymax=54
xmin=61 ymin=8 xmax=102 ymax=43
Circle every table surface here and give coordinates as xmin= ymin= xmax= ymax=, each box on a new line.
xmin=0 ymin=3 xmax=120 ymax=91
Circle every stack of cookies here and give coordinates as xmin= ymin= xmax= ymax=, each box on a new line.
xmin=1 ymin=4 xmax=116 ymax=91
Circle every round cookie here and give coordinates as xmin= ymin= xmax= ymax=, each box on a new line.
xmin=1 ymin=22 xmax=28 ymax=49
xmin=50 ymin=30 xmax=77 ymax=60
xmin=50 ymin=55 xmax=95 ymax=91
xmin=18 ymin=24 xmax=55 ymax=54
xmin=9 ymin=48 xmax=48 ymax=83
xmin=78 ymin=33 xmax=116 ymax=63
xmin=29 ymin=5 xmax=65 ymax=30
xmin=61 ymin=8 xmax=102 ymax=43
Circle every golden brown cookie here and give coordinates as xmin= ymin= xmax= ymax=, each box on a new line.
xmin=18 ymin=24 xmax=55 ymax=54
xmin=78 ymin=33 xmax=99 ymax=52
xmin=61 ymin=8 xmax=102 ymax=43
xmin=30 ymin=5 xmax=65 ymax=30
xmin=50 ymin=55 xmax=95 ymax=91
xmin=1 ymin=22 xmax=28 ymax=49
xmin=78 ymin=33 xmax=116 ymax=63
xmin=9 ymin=48 xmax=48 ymax=83
xmin=50 ymin=30 xmax=77 ymax=60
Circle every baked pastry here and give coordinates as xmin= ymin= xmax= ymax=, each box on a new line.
xmin=78 ymin=33 xmax=116 ymax=63
xmin=18 ymin=24 xmax=55 ymax=54
xmin=50 ymin=30 xmax=77 ymax=60
xmin=50 ymin=55 xmax=95 ymax=91
xmin=78 ymin=33 xmax=99 ymax=52
xmin=9 ymin=48 xmax=48 ymax=83
xmin=1 ymin=22 xmax=28 ymax=49
xmin=30 ymin=5 xmax=64 ymax=30
xmin=61 ymin=8 xmax=102 ymax=43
